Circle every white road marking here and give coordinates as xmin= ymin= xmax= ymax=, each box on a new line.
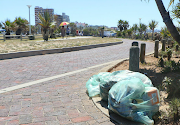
xmin=0 ymin=59 xmax=123 ymax=94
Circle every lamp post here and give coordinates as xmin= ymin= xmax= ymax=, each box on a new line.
xmin=139 ymin=18 xmax=141 ymax=25
xmin=27 ymin=5 xmax=32 ymax=35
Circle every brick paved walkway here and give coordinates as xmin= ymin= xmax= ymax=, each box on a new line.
xmin=0 ymin=39 xmax=154 ymax=125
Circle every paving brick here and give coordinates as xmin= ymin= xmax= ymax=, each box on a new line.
xmin=57 ymin=115 xmax=72 ymax=124
xmin=19 ymin=114 xmax=32 ymax=124
xmin=33 ymin=116 xmax=56 ymax=123
xmin=0 ymin=40 xmax=155 ymax=125
xmin=67 ymin=109 xmax=80 ymax=118
xmin=6 ymin=119 xmax=19 ymax=125
xmin=44 ymin=109 xmax=66 ymax=117
xmin=0 ymin=109 xmax=9 ymax=117
xmin=45 ymin=121 xmax=60 ymax=125
xmin=71 ymin=116 xmax=92 ymax=123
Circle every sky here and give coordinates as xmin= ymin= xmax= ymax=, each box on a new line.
xmin=1 ymin=0 xmax=180 ymax=30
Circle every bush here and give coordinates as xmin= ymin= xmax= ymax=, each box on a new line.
xmin=116 ymin=31 xmax=121 ymax=37
xmin=162 ymin=77 xmax=180 ymax=98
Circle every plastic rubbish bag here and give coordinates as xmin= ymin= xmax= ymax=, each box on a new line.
xmin=86 ymin=70 xmax=153 ymax=99
xmin=100 ymin=70 xmax=153 ymax=101
xmin=99 ymin=70 xmax=132 ymax=101
xmin=108 ymin=77 xmax=160 ymax=125
xmin=110 ymin=70 xmax=153 ymax=87
xmin=86 ymin=72 xmax=111 ymax=97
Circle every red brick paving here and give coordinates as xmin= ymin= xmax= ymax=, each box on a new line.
xmin=0 ymin=39 xmax=154 ymax=124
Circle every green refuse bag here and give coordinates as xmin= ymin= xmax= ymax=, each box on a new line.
xmin=86 ymin=72 xmax=111 ymax=97
xmin=108 ymin=77 xmax=160 ymax=125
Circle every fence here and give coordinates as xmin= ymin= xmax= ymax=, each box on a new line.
xmin=0 ymin=34 xmax=44 ymax=41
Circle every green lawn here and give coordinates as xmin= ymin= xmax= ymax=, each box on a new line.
xmin=0 ymin=37 xmax=121 ymax=53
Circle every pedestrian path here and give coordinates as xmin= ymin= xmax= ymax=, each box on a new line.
xmin=0 ymin=39 xmax=155 ymax=125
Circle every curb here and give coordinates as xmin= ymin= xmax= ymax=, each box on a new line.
xmin=91 ymin=42 xmax=162 ymax=124
xmin=0 ymin=41 xmax=123 ymax=60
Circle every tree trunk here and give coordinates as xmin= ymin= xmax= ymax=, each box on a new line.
xmin=152 ymin=29 xmax=154 ymax=40
xmin=155 ymin=0 xmax=180 ymax=44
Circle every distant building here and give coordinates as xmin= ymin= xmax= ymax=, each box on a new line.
xmin=35 ymin=6 xmax=54 ymax=25
xmin=75 ymin=22 xmax=86 ymax=29
xmin=111 ymin=27 xmax=118 ymax=30
xmin=62 ymin=13 xmax=70 ymax=22
xmin=35 ymin=6 xmax=54 ymax=33
xmin=55 ymin=14 xmax=63 ymax=27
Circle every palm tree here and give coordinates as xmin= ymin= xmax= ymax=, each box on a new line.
xmin=38 ymin=10 xmax=52 ymax=41
xmin=142 ymin=23 xmax=147 ymax=34
xmin=142 ymin=0 xmax=180 ymax=44
xmin=132 ymin=24 xmax=138 ymax=35
xmin=138 ymin=23 xmax=147 ymax=39
xmin=2 ymin=19 xmax=12 ymax=35
xmin=155 ymin=0 xmax=180 ymax=44
xmin=172 ymin=2 xmax=180 ymax=20
xmin=127 ymin=28 xmax=133 ymax=38
xmin=123 ymin=21 xmax=129 ymax=30
xmin=118 ymin=20 xmax=124 ymax=31
xmin=14 ymin=17 xmax=28 ymax=35
xmin=149 ymin=20 xmax=158 ymax=40
xmin=160 ymin=27 xmax=171 ymax=39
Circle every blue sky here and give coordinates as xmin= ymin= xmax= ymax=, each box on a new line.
xmin=1 ymin=0 xmax=179 ymax=29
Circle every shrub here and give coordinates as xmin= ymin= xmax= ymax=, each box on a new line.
xmin=169 ymin=98 xmax=180 ymax=122
xmin=162 ymin=77 xmax=180 ymax=98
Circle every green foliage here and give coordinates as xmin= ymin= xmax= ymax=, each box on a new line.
xmin=116 ymin=31 xmax=121 ymax=37
xmin=172 ymin=5 xmax=180 ymax=19
xmin=158 ymin=56 xmax=164 ymax=67
xmin=162 ymin=60 xmax=180 ymax=73
xmin=169 ymin=98 xmax=180 ymax=122
xmin=149 ymin=20 xmax=158 ymax=40
xmin=38 ymin=10 xmax=53 ymax=41
xmin=69 ymin=23 xmax=77 ymax=36
xmin=2 ymin=19 xmax=12 ymax=35
xmin=162 ymin=76 xmax=180 ymax=99
xmin=83 ymin=27 xmax=99 ymax=36
xmin=160 ymin=27 xmax=172 ymax=39
xmin=167 ymin=49 xmax=172 ymax=60
xmin=117 ymin=19 xmax=129 ymax=31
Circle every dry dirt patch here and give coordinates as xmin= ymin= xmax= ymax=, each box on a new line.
xmin=110 ymin=54 xmax=180 ymax=124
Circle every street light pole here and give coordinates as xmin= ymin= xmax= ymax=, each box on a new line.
xmin=139 ymin=18 xmax=141 ymax=25
xmin=27 ymin=5 xmax=32 ymax=35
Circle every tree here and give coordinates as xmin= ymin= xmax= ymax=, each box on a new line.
xmin=155 ymin=0 xmax=180 ymax=44
xmin=123 ymin=21 xmax=129 ymax=30
xmin=118 ymin=20 xmax=124 ymax=31
xmin=138 ymin=23 xmax=147 ymax=38
xmin=141 ymin=23 xmax=147 ymax=34
xmin=14 ymin=17 xmax=28 ymax=35
xmin=142 ymin=0 xmax=180 ymax=44
xmin=69 ymin=23 xmax=77 ymax=36
xmin=149 ymin=20 xmax=158 ymax=40
xmin=2 ymin=19 xmax=12 ymax=35
xmin=132 ymin=24 xmax=138 ymax=35
xmin=172 ymin=2 xmax=180 ymax=20
xmin=127 ymin=28 xmax=133 ymax=38
xmin=0 ymin=23 xmax=2 ymax=28
xmin=38 ymin=10 xmax=52 ymax=41
xmin=160 ymin=27 xmax=171 ymax=39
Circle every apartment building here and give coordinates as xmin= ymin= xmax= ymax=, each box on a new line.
xmin=35 ymin=6 xmax=54 ymax=26
xmin=55 ymin=14 xmax=63 ymax=27
xmin=62 ymin=13 xmax=70 ymax=22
